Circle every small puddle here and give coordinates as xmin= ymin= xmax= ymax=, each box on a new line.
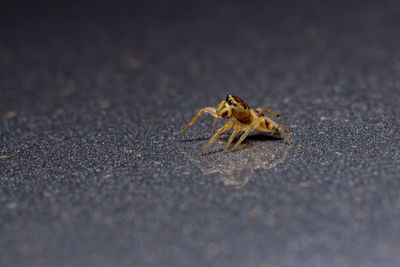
xmin=182 ymin=135 xmax=290 ymax=188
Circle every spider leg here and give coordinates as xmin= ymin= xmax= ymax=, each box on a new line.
xmin=211 ymin=117 xmax=218 ymax=134
xmin=231 ymin=117 xmax=263 ymax=152
xmin=202 ymin=121 xmax=233 ymax=156
xmin=223 ymin=126 xmax=241 ymax=153
xmin=257 ymin=108 xmax=291 ymax=133
xmin=276 ymin=124 xmax=292 ymax=145
xmin=180 ymin=107 xmax=218 ymax=136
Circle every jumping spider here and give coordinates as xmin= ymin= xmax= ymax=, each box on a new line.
xmin=180 ymin=95 xmax=292 ymax=156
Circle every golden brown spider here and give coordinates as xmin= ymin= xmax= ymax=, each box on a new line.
xmin=180 ymin=95 xmax=292 ymax=156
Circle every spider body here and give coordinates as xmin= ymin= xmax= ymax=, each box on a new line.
xmin=180 ymin=95 xmax=291 ymax=155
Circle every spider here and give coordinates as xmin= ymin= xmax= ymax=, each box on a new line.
xmin=180 ymin=95 xmax=292 ymax=155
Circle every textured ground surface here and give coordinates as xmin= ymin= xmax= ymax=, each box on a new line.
xmin=1 ymin=1 xmax=400 ymax=266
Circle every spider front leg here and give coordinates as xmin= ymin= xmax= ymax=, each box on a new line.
xmin=257 ymin=108 xmax=291 ymax=133
xmin=202 ymin=121 xmax=233 ymax=156
xmin=231 ymin=117 xmax=263 ymax=152
xmin=180 ymin=107 xmax=218 ymax=136
xmin=223 ymin=126 xmax=240 ymax=153
xmin=212 ymin=100 xmax=233 ymax=134
xmin=211 ymin=117 xmax=218 ymax=134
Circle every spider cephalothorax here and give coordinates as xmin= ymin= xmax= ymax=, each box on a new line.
xmin=180 ymin=94 xmax=291 ymax=155
xmin=217 ymin=95 xmax=251 ymax=123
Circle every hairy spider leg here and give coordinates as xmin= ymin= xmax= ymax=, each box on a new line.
xmin=257 ymin=108 xmax=291 ymax=133
xmin=271 ymin=119 xmax=292 ymax=145
xmin=231 ymin=117 xmax=264 ymax=152
xmin=201 ymin=121 xmax=233 ymax=156
xmin=211 ymin=117 xmax=218 ymax=134
xmin=223 ymin=126 xmax=241 ymax=153
xmin=180 ymin=107 xmax=218 ymax=136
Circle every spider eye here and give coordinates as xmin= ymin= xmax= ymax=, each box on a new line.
xmin=226 ymin=95 xmax=229 ymax=101
xmin=243 ymin=104 xmax=246 ymax=109
xmin=228 ymin=100 xmax=233 ymax=105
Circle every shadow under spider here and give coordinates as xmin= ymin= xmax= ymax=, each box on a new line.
xmin=201 ymin=133 xmax=283 ymax=156
xmin=180 ymin=132 xmax=282 ymax=143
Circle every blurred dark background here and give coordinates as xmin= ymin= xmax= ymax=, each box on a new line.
xmin=1 ymin=1 xmax=400 ymax=267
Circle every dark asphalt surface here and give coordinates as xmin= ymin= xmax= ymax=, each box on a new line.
xmin=1 ymin=1 xmax=400 ymax=266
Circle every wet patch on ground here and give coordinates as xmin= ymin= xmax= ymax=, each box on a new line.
xmin=182 ymin=134 xmax=290 ymax=188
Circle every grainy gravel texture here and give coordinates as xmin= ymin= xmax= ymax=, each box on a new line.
xmin=1 ymin=1 xmax=400 ymax=266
